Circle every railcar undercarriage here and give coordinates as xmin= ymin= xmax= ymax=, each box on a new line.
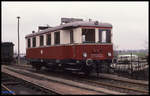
xmin=28 ymin=59 xmax=113 ymax=75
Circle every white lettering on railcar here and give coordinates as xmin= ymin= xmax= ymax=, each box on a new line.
xmin=91 ymin=54 xmax=104 ymax=58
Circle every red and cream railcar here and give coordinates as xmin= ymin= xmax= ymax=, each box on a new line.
xmin=25 ymin=19 xmax=113 ymax=74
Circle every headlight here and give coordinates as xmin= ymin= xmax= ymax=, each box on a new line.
xmin=108 ymin=52 xmax=112 ymax=56
xmin=76 ymin=60 xmax=80 ymax=63
xmin=83 ymin=52 xmax=87 ymax=57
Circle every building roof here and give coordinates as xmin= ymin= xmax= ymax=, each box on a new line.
xmin=25 ymin=21 xmax=112 ymax=38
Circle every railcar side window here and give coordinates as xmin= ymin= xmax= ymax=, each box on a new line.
xmin=70 ymin=30 xmax=74 ymax=43
xmin=106 ymin=30 xmax=111 ymax=43
xmin=32 ymin=37 xmax=36 ymax=47
xmin=46 ymin=34 xmax=51 ymax=45
xmin=27 ymin=38 xmax=31 ymax=48
xmin=99 ymin=29 xmax=111 ymax=43
xmin=82 ymin=29 xmax=95 ymax=43
xmin=54 ymin=32 xmax=60 ymax=45
xmin=40 ymin=35 xmax=44 ymax=46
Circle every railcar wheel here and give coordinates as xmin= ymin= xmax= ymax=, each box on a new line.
xmin=83 ymin=68 xmax=90 ymax=76
xmin=128 ymin=69 xmax=132 ymax=74
xmin=83 ymin=65 xmax=94 ymax=76
xmin=35 ymin=66 xmax=41 ymax=71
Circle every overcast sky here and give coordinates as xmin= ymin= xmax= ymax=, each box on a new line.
xmin=2 ymin=1 xmax=149 ymax=54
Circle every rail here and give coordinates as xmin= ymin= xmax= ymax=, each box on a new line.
xmin=81 ymin=78 xmax=148 ymax=94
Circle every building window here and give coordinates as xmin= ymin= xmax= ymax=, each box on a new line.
xmin=27 ymin=38 xmax=31 ymax=48
xmin=54 ymin=32 xmax=60 ymax=45
xmin=40 ymin=35 xmax=44 ymax=46
xmin=70 ymin=30 xmax=74 ymax=43
xmin=99 ymin=29 xmax=111 ymax=43
xmin=82 ymin=29 xmax=95 ymax=43
xmin=32 ymin=37 xmax=36 ymax=47
xmin=46 ymin=34 xmax=51 ymax=45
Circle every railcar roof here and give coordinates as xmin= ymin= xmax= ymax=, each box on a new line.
xmin=25 ymin=21 xmax=112 ymax=38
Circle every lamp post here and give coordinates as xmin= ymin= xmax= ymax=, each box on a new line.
xmin=17 ymin=16 xmax=20 ymax=64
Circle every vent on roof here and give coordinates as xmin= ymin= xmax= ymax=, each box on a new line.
xmin=89 ymin=19 xmax=92 ymax=22
xmin=94 ymin=21 xmax=99 ymax=25
xmin=61 ymin=18 xmax=83 ymax=25
xmin=32 ymin=30 xmax=35 ymax=33
xmin=38 ymin=25 xmax=52 ymax=32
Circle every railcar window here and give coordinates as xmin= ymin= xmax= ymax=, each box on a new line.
xmin=40 ymin=35 xmax=44 ymax=46
xmin=46 ymin=34 xmax=51 ymax=45
xmin=106 ymin=30 xmax=111 ymax=43
xmin=27 ymin=38 xmax=31 ymax=48
xmin=99 ymin=29 xmax=111 ymax=43
xmin=82 ymin=29 xmax=95 ymax=43
xmin=102 ymin=31 xmax=106 ymax=43
xmin=70 ymin=30 xmax=74 ymax=43
xmin=54 ymin=32 xmax=60 ymax=45
xmin=32 ymin=37 xmax=36 ymax=47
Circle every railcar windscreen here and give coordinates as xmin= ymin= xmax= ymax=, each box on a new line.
xmin=27 ymin=38 xmax=31 ymax=48
xmin=82 ymin=29 xmax=95 ymax=43
xmin=102 ymin=31 xmax=106 ymax=43
xmin=99 ymin=29 xmax=111 ymax=43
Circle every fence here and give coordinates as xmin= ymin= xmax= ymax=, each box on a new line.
xmin=111 ymin=54 xmax=148 ymax=73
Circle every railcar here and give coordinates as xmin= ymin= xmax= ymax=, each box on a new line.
xmin=25 ymin=18 xmax=113 ymax=74
xmin=1 ymin=42 xmax=14 ymax=64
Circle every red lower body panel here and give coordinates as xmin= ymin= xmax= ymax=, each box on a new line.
xmin=26 ymin=44 xmax=113 ymax=60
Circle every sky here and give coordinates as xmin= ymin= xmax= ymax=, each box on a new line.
xmin=2 ymin=1 xmax=149 ymax=54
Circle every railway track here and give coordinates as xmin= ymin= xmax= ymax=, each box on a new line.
xmin=9 ymin=64 xmax=149 ymax=85
xmin=2 ymin=64 xmax=149 ymax=95
xmin=1 ymin=84 xmax=16 ymax=95
xmin=1 ymin=72 xmax=59 ymax=95
xmin=80 ymin=78 xmax=148 ymax=94
xmin=2 ymin=65 xmax=109 ymax=95
xmin=80 ymin=73 xmax=148 ymax=94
